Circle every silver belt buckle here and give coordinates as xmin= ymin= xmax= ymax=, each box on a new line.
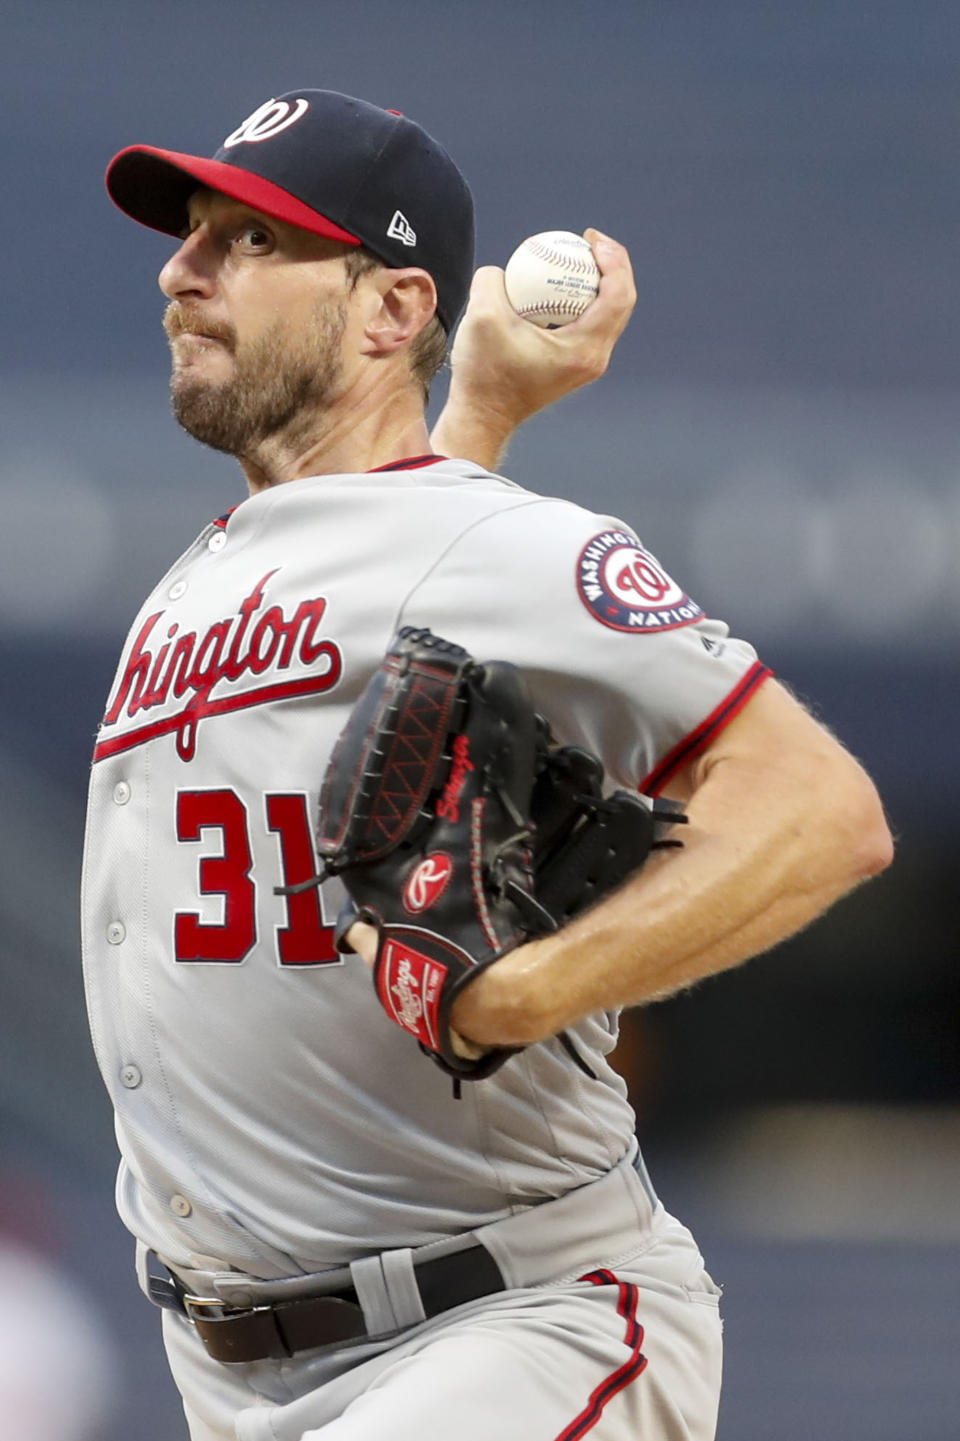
xmin=182 ymin=1291 xmax=232 ymax=1323
xmin=181 ymin=1290 xmax=293 ymax=1362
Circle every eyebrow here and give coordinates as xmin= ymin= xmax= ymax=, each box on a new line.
xmin=186 ymin=192 xmax=274 ymax=229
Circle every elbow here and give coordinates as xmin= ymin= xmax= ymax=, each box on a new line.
xmin=825 ymin=752 xmax=895 ymax=884
xmin=854 ymin=799 xmax=894 ymax=881
xmin=860 ymin=796 xmax=895 ymax=879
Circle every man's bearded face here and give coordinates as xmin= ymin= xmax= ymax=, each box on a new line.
xmin=163 ymin=296 xmax=347 ymax=457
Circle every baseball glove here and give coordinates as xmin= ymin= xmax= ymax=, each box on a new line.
xmin=305 ymin=627 xmax=685 ymax=1081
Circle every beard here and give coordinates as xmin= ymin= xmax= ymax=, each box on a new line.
xmin=163 ymin=299 xmax=347 ymax=458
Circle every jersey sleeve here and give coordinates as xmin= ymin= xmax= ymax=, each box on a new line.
xmin=397 ymin=496 xmax=771 ymax=793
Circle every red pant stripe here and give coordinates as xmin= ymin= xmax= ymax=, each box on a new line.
xmin=552 ymin=1269 xmax=648 ymax=1441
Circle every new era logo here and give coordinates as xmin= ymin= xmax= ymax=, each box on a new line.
xmin=387 ymin=210 xmax=417 ymax=247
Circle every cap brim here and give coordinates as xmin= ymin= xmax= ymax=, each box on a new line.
xmin=105 ymin=145 xmax=361 ymax=245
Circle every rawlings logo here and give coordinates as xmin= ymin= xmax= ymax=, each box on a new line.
xmin=403 ymin=854 xmax=453 ymax=914
xmin=435 ymin=735 xmax=473 ymax=822
xmin=379 ymin=941 xmax=447 ymax=1049
xmin=95 ymin=570 xmax=342 ymax=762
xmin=391 ymin=956 xmax=425 ymax=1030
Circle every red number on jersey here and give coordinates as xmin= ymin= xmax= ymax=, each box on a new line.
xmin=175 ymin=789 xmax=256 ymax=963
xmin=174 ymin=789 xmax=338 ymax=966
xmin=266 ymin=793 xmax=338 ymax=964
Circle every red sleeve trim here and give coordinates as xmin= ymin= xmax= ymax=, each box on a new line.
xmin=640 ymin=661 xmax=773 ymax=797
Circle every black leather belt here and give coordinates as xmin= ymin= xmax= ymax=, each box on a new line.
xmin=148 ymin=1244 xmax=506 ymax=1363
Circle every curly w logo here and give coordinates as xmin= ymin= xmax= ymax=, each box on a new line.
xmin=223 ymin=98 xmax=310 ymax=148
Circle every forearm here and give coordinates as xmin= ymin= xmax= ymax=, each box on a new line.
xmin=451 ymin=694 xmax=893 ymax=1046
xmin=429 ymin=391 xmax=516 ymax=471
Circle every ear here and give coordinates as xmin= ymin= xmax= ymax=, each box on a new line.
xmin=359 ymin=269 xmax=438 ymax=356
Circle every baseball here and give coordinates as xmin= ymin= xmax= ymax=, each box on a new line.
xmin=503 ymin=230 xmax=601 ymax=328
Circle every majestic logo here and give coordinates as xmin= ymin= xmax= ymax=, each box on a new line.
xmin=222 ymin=98 xmax=310 ymax=148
xmin=387 ymin=210 xmax=417 ymax=247
xmin=95 ymin=570 xmax=342 ymax=763
xmin=435 ymin=735 xmax=474 ymax=821
xmin=403 ymin=854 xmax=453 ymax=914
xmin=577 ymin=531 xmax=704 ymax=634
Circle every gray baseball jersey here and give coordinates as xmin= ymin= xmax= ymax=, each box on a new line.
xmin=81 ymin=456 xmax=768 ymax=1282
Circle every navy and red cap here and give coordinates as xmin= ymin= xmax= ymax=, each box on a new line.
xmin=105 ymin=90 xmax=475 ymax=332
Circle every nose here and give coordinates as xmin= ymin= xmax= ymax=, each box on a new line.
xmin=159 ymin=227 xmax=217 ymax=300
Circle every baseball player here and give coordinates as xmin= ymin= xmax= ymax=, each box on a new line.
xmin=86 ymin=90 xmax=892 ymax=1441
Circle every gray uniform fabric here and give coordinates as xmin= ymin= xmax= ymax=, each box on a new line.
xmin=82 ymin=458 xmax=761 ymax=1437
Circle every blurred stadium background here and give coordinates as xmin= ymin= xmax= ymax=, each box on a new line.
xmin=1 ymin=2 xmax=957 ymax=1437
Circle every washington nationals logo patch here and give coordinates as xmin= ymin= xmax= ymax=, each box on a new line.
xmin=577 ymin=530 xmax=703 ymax=634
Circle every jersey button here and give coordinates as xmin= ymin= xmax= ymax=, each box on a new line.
xmin=207 ymin=531 xmax=227 ymax=553
xmin=170 ymin=1194 xmax=193 ymax=1218
xmin=106 ymin=921 xmax=126 ymax=945
xmin=120 ymin=1064 xmax=142 ymax=1089
xmin=168 ymin=580 xmax=188 ymax=600
xmin=113 ymin=781 xmax=131 ymax=806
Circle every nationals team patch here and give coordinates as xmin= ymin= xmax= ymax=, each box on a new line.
xmin=577 ymin=530 xmax=703 ymax=634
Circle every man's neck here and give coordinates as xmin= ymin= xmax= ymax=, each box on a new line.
xmin=238 ymin=372 xmax=433 ymax=493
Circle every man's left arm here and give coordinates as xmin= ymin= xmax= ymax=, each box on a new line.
xmin=448 ymin=677 xmax=894 ymax=1048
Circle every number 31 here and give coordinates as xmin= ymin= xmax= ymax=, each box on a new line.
xmin=174 ymin=788 xmax=338 ymax=966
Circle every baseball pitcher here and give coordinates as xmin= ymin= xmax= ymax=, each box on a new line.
xmin=84 ymin=90 xmax=892 ymax=1440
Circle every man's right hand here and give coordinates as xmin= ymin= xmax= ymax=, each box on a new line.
xmin=430 ymin=229 xmax=636 ymax=470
